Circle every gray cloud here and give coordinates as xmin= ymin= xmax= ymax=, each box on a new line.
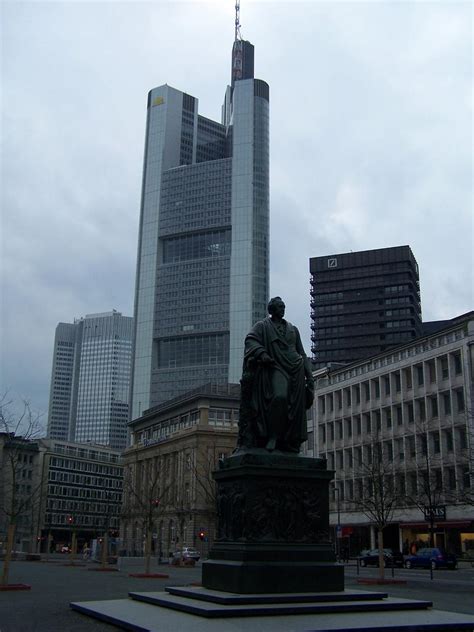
xmin=2 ymin=1 xmax=472 ymax=417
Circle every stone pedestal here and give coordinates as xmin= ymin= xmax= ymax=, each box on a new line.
xmin=202 ymin=451 xmax=344 ymax=593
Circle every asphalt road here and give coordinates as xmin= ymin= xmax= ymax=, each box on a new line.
xmin=0 ymin=558 xmax=473 ymax=631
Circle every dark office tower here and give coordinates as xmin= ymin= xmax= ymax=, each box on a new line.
xmin=130 ymin=32 xmax=269 ymax=418
xmin=47 ymin=311 xmax=133 ymax=450
xmin=310 ymin=246 xmax=423 ymax=369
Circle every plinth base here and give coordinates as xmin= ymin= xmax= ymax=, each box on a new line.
xmin=203 ymin=559 xmax=344 ymax=593
xmin=203 ymin=451 xmax=343 ymax=593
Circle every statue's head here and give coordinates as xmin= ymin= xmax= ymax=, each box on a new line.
xmin=268 ymin=296 xmax=285 ymax=317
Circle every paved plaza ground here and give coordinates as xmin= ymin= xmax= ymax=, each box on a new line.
xmin=1 ymin=557 xmax=473 ymax=631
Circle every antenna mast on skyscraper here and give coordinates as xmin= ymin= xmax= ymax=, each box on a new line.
xmin=235 ymin=0 xmax=242 ymax=41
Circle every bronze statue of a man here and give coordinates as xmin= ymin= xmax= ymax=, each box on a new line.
xmin=238 ymin=297 xmax=314 ymax=453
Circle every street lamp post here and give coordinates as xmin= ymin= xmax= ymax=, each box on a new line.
xmin=333 ymin=486 xmax=341 ymax=561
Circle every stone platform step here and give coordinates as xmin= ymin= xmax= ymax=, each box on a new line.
xmin=166 ymin=585 xmax=389 ymax=605
xmin=70 ymin=596 xmax=474 ymax=632
xmin=129 ymin=590 xmax=432 ymax=618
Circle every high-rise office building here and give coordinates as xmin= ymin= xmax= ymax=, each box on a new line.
xmin=47 ymin=310 xmax=133 ymax=450
xmin=130 ymin=27 xmax=269 ymax=417
xmin=310 ymin=246 xmax=423 ymax=369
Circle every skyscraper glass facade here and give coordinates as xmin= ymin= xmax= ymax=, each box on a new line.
xmin=131 ymin=39 xmax=269 ymax=417
xmin=47 ymin=311 xmax=133 ymax=450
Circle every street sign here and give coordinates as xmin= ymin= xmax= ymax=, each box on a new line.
xmin=423 ymin=506 xmax=446 ymax=521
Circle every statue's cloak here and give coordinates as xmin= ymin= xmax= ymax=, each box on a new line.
xmin=241 ymin=317 xmax=312 ymax=449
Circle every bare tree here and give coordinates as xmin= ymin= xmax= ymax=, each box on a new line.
xmin=404 ymin=413 xmax=448 ymax=548
xmin=121 ymin=451 xmax=170 ymax=574
xmin=355 ymin=437 xmax=398 ymax=580
xmin=453 ymin=406 xmax=474 ymax=507
xmin=0 ymin=395 xmax=44 ymax=585
xmin=190 ymin=443 xmax=223 ymax=544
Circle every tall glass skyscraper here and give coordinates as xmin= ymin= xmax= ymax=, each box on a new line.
xmin=131 ymin=34 xmax=269 ymax=417
xmin=47 ymin=311 xmax=133 ymax=450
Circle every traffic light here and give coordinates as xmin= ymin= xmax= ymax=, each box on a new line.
xmin=199 ymin=530 xmax=205 ymax=541
xmin=151 ymin=498 xmax=160 ymax=507
xmin=67 ymin=515 xmax=73 ymax=525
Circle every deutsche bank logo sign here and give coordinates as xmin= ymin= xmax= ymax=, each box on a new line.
xmin=327 ymin=258 xmax=338 ymax=268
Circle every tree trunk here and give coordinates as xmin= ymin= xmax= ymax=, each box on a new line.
xmin=1 ymin=523 xmax=16 ymax=585
xmin=377 ymin=528 xmax=385 ymax=581
xmin=101 ymin=533 xmax=109 ymax=569
xmin=144 ymin=530 xmax=152 ymax=575
xmin=430 ymin=518 xmax=435 ymax=547
xmin=46 ymin=532 xmax=52 ymax=561
xmin=70 ymin=532 xmax=77 ymax=565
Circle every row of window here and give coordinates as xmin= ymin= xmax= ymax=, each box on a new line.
xmin=322 ymin=427 xmax=468 ymax=468
xmin=331 ymin=465 xmax=470 ymax=502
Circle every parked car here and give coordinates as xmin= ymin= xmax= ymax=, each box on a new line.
xmin=358 ymin=548 xmax=404 ymax=568
xmin=404 ymin=547 xmax=457 ymax=570
xmin=172 ymin=547 xmax=200 ymax=563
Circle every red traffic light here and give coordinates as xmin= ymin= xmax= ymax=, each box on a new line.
xmin=199 ymin=530 xmax=205 ymax=541
xmin=67 ymin=516 xmax=73 ymax=524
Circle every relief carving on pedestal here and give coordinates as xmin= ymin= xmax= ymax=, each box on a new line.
xmin=216 ymin=480 xmax=330 ymax=543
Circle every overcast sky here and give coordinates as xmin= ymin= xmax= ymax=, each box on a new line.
xmin=1 ymin=0 xmax=472 ymax=423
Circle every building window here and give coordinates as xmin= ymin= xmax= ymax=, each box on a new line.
xmin=398 ymin=474 xmax=406 ymax=496
xmin=417 ymin=399 xmax=426 ymax=422
xmin=345 ymin=389 xmax=351 ymax=407
xmin=416 ymin=365 xmax=424 ymax=386
xmin=420 ymin=434 xmax=428 ymax=456
xmin=427 ymin=361 xmax=436 ymax=383
xmin=345 ymin=418 xmax=352 ymax=438
xmin=319 ymin=425 xmax=326 ymax=445
xmin=447 ymin=467 xmax=456 ymax=490
xmin=373 ymin=379 xmax=380 ymax=399
xmin=319 ymin=396 xmax=326 ymax=415
xmin=394 ymin=371 xmax=401 ymax=392
xmin=384 ymin=376 xmax=390 ymax=396
xmin=396 ymin=406 xmax=403 ymax=425
xmin=432 ymin=432 xmax=440 ymax=454
xmin=455 ymin=389 xmax=465 ymax=412
xmin=452 ymin=352 xmax=462 ymax=376
xmin=444 ymin=429 xmax=453 ymax=452
xmin=434 ymin=469 xmax=442 ymax=491
xmin=356 ymin=416 xmax=362 ymax=435
xmin=374 ymin=410 xmax=381 ymax=432
xmin=442 ymin=392 xmax=451 ymax=415
xmin=457 ymin=427 xmax=467 ymax=449
xmin=363 ymin=382 xmax=370 ymax=402
xmin=404 ymin=368 xmax=412 ymax=390
xmin=430 ymin=396 xmax=439 ymax=419
xmin=439 ymin=356 xmax=449 ymax=380
xmin=406 ymin=401 xmax=414 ymax=424
xmin=461 ymin=466 xmax=470 ymax=489
xmin=365 ymin=414 xmax=371 ymax=434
